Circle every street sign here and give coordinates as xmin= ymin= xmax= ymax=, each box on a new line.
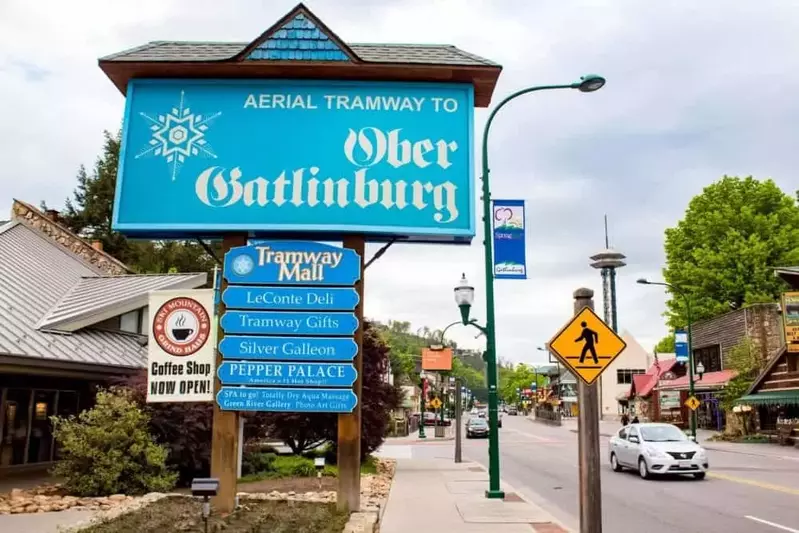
xmin=685 ymin=395 xmax=701 ymax=411
xmin=224 ymin=242 xmax=361 ymax=286
xmin=430 ymin=398 xmax=442 ymax=409
xmin=221 ymin=311 xmax=358 ymax=336
xmin=216 ymin=386 xmax=357 ymax=413
xmin=782 ymin=292 xmax=799 ymax=353
xmin=222 ymin=286 xmax=359 ymax=311
xmin=547 ymin=306 xmax=627 ymax=385
xmin=217 ymin=361 xmax=357 ymax=387
xmin=219 ymin=336 xmax=357 ymax=361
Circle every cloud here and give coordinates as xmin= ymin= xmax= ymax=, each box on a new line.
xmin=1 ymin=0 xmax=798 ymax=365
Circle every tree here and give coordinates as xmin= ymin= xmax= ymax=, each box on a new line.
xmin=122 ymin=372 xmax=214 ymax=486
xmin=654 ymin=334 xmax=675 ymax=354
xmin=498 ymin=363 xmax=546 ymax=404
xmin=663 ymin=176 xmax=799 ymax=328
xmin=720 ymin=338 xmax=760 ymax=413
xmin=56 ymin=130 xmax=219 ymax=274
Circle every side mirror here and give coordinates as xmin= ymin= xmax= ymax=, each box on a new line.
xmin=688 ymin=435 xmax=696 ymax=442
xmin=629 ymin=436 xmax=640 ymax=444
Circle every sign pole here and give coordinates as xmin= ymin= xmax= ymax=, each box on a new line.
xmin=454 ymin=378 xmax=463 ymax=463
xmin=574 ymin=288 xmax=602 ymax=533
xmin=211 ymin=234 xmax=247 ymax=513
xmin=337 ymin=235 xmax=365 ymax=512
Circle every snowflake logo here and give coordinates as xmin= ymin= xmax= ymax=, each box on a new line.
xmin=231 ymin=255 xmax=255 ymax=277
xmin=135 ymin=90 xmax=222 ymax=181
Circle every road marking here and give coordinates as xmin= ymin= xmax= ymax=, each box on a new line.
xmin=744 ymin=516 xmax=799 ymax=532
xmin=709 ymin=472 xmax=799 ymax=496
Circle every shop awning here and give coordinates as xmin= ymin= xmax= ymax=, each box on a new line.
xmin=736 ymin=390 xmax=799 ymax=406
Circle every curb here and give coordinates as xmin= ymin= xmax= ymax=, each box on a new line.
xmin=703 ymin=445 xmax=799 ymax=462
xmin=568 ymin=429 xmax=613 ymax=438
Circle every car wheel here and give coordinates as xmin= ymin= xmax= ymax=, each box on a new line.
xmin=693 ymin=472 xmax=706 ymax=480
xmin=638 ymin=457 xmax=651 ymax=480
xmin=610 ymin=453 xmax=623 ymax=472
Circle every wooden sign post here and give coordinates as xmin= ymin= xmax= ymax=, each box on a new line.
xmin=337 ymin=236 xmax=365 ymax=511
xmin=211 ymin=234 xmax=247 ymax=513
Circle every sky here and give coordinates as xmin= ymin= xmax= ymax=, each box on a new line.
xmin=1 ymin=0 xmax=798 ymax=365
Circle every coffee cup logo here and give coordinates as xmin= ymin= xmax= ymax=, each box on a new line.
xmin=153 ymin=297 xmax=211 ymax=356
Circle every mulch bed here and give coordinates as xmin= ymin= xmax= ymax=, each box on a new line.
xmin=80 ymin=496 xmax=349 ymax=533
xmin=238 ymin=476 xmax=338 ymax=493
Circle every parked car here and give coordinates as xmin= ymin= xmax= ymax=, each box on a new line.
xmin=507 ymin=406 xmax=518 ymax=416
xmin=477 ymin=409 xmax=487 ymax=418
xmin=436 ymin=415 xmax=452 ymax=427
xmin=423 ymin=412 xmax=437 ymax=426
xmin=466 ymin=417 xmax=489 ymax=438
xmin=609 ymin=423 xmax=708 ymax=480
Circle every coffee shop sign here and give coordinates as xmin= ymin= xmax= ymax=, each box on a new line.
xmin=114 ymin=80 xmax=475 ymax=243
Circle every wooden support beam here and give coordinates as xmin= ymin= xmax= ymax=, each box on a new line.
xmin=337 ymin=235 xmax=365 ymax=511
xmin=211 ymin=234 xmax=247 ymax=513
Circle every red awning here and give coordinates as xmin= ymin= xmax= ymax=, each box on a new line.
xmin=658 ymin=369 xmax=738 ymax=391
xmin=628 ymin=358 xmax=679 ymax=398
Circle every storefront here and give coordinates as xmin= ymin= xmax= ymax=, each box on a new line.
xmin=737 ymin=347 xmax=799 ymax=441
xmin=0 ymin=201 xmax=207 ymax=476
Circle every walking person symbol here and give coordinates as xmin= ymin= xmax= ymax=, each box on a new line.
xmin=576 ymin=321 xmax=599 ymax=364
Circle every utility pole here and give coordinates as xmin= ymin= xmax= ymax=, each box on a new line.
xmin=454 ymin=378 xmax=463 ymax=463
xmin=574 ymin=288 xmax=602 ymax=533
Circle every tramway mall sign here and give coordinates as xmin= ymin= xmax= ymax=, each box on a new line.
xmin=113 ymin=80 xmax=475 ymax=243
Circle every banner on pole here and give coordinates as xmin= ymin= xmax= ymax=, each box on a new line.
xmin=492 ymin=200 xmax=526 ymax=279
xmin=674 ymin=329 xmax=689 ymax=362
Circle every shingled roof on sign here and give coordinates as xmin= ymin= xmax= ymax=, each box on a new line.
xmin=237 ymin=5 xmax=358 ymax=62
xmin=98 ymin=3 xmax=502 ymax=107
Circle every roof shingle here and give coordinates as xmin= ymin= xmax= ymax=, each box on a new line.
xmin=100 ymin=41 xmax=499 ymax=67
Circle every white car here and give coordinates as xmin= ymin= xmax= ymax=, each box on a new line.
xmin=609 ymin=423 xmax=708 ymax=480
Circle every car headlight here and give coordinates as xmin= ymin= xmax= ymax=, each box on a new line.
xmin=643 ymin=446 xmax=668 ymax=458
xmin=697 ymin=448 xmax=707 ymax=458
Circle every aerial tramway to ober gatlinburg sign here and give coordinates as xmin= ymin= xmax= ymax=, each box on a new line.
xmin=98 ymin=2 xmax=502 ymax=512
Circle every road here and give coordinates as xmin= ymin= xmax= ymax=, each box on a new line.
xmin=416 ymin=414 xmax=799 ymax=533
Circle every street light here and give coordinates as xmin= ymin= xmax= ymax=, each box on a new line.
xmin=457 ymin=74 xmax=606 ymax=500
xmin=637 ymin=277 xmax=698 ymax=439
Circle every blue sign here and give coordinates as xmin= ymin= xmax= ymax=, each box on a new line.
xmin=675 ymin=329 xmax=689 ymax=363
xmin=217 ymin=361 xmax=356 ymax=387
xmin=224 ymin=242 xmax=360 ymax=286
xmin=219 ymin=335 xmax=357 ymax=361
xmin=221 ymin=311 xmax=358 ymax=336
xmin=223 ymin=285 xmax=359 ymax=311
xmin=114 ymin=79 xmax=475 ymax=243
xmin=217 ymin=386 xmax=357 ymax=413
xmin=492 ymin=200 xmax=526 ymax=279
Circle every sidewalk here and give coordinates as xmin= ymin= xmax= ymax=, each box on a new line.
xmin=0 ymin=510 xmax=93 ymax=533
xmin=379 ymin=456 xmax=569 ymax=532
xmin=384 ymin=426 xmax=455 ymax=444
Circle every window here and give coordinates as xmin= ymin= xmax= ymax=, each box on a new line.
xmin=694 ymin=345 xmax=722 ymax=373
xmin=120 ymin=311 xmax=139 ymax=333
xmin=627 ymin=427 xmax=639 ymax=441
xmin=617 ymin=427 xmax=629 ymax=440
xmin=616 ymin=369 xmax=646 ymax=384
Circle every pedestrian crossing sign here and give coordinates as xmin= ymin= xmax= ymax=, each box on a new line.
xmin=548 ymin=306 xmax=627 ymax=386
xmin=429 ymin=398 xmax=442 ymax=409
xmin=685 ymin=396 xmax=701 ymax=411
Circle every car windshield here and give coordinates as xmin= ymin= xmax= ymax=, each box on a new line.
xmin=469 ymin=419 xmax=488 ymax=427
xmin=640 ymin=425 xmax=688 ymax=442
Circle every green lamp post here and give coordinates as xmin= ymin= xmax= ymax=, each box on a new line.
xmin=637 ymin=278 xmax=701 ymax=440
xmin=455 ymin=73 xmax=606 ymax=499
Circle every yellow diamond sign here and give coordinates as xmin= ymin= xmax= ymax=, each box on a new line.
xmin=430 ymin=398 xmax=442 ymax=409
xmin=548 ymin=306 xmax=627 ymax=386
xmin=685 ymin=396 xmax=701 ymax=411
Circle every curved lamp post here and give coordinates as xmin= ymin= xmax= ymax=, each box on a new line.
xmin=637 ymin=278 xmax=702 ymax=440
xmin=455 ymin=74 xmax=606 ymax=499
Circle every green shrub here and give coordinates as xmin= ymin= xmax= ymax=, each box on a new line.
xmin=242 ymin=452 xmax=276 ymax=477
xmin=51 ymin=388 xmax=177 ymax=496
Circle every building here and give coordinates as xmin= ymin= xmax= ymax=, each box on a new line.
xmin=599 ymin=331 xmax=653 ymax=420
xmin=657 ymin=303 xmax=781 ymax=431
xmin=0 ymin=201 xmax=206 ymax=474
xmin=732 ymin=266 xmax=799 ymax=438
